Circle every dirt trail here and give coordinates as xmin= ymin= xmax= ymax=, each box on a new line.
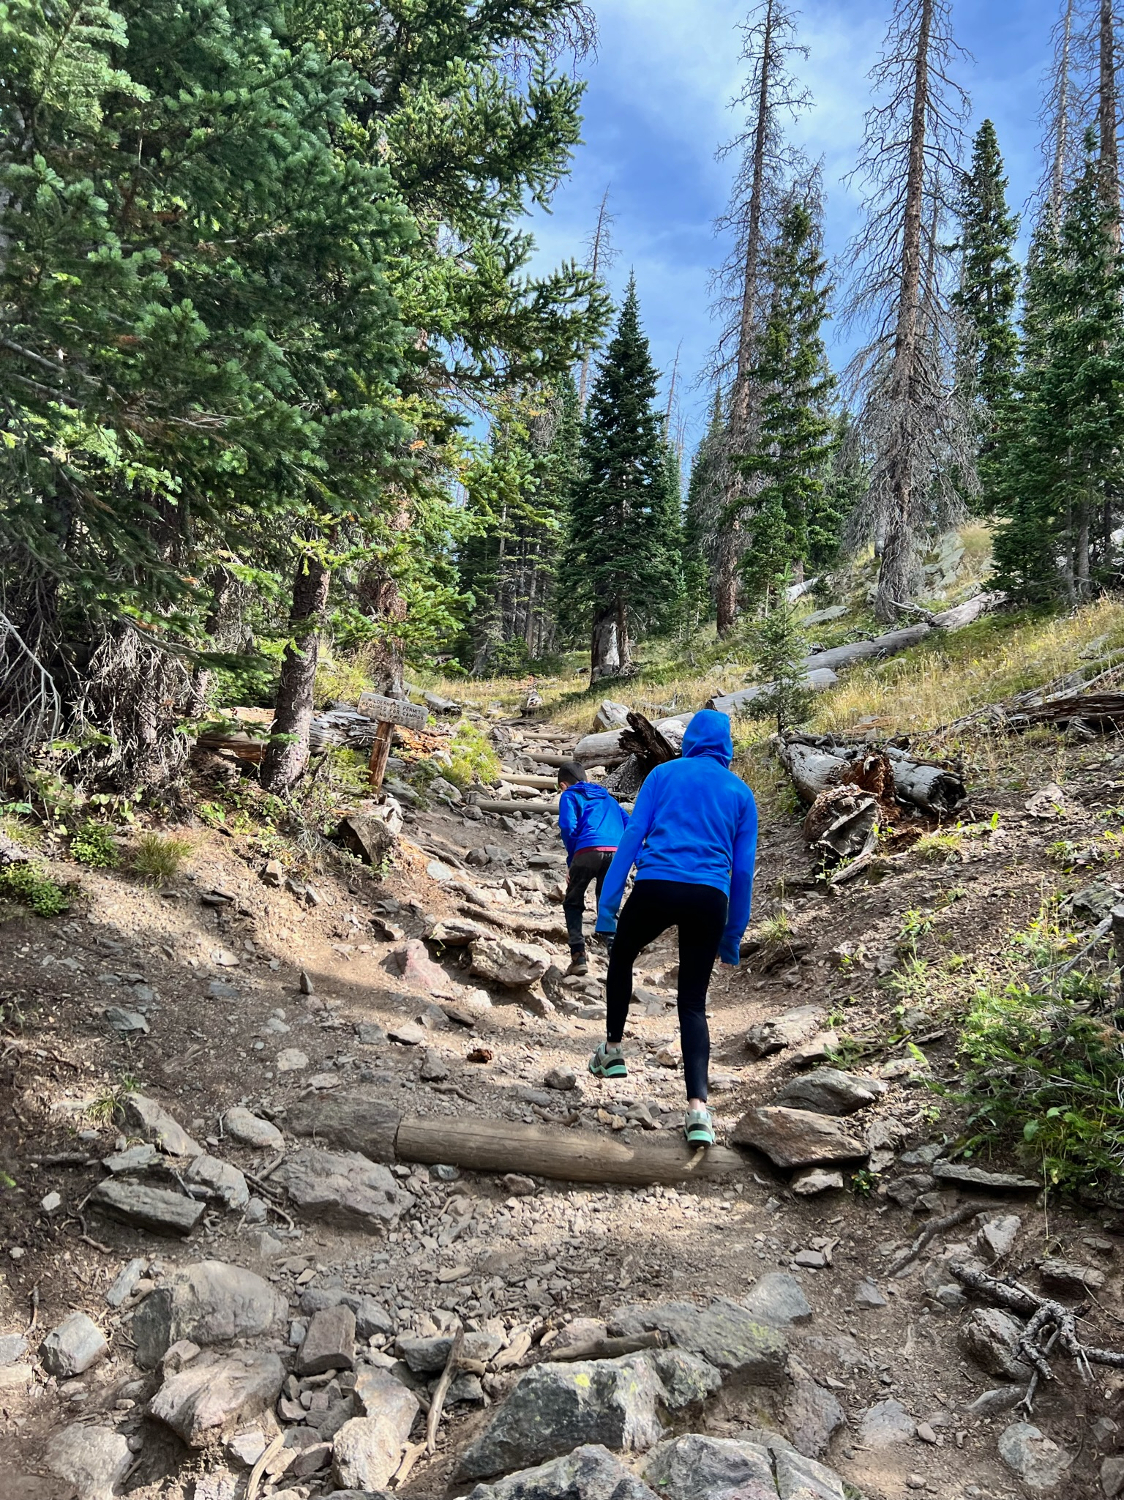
xmin=2 ymin=715 xmax=1123 ymax=1500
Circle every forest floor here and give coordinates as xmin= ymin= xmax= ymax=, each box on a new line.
xmin=4 ymin=660 xmax=1124 ymax=1500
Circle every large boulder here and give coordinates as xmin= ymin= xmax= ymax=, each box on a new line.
xmin=466 ymin=1444 xmax=658 ymax=1500
xmin=775 ymin=1068 xmax=886 ymax=1116
xmin=997 ymin=1422 xmax=1073 ymax=1492
xmin=469 ymin=938 xmax=551 ymax=989
xmin=958 ymin=1307 xmax=1032 ymax=1382
xmin=131 ymin=1261 xmax=286 ymax=1369
xmin=457 ymin=1349 xmax=721 ymax=1481
xmin=731 ymin=1107 xmax=868 ymax=1168
xmin=44 ymin=1424 xmax=133 ymax=1500
xmin=148 ymin=1350 xmax=284 ymax=1447
xmin=784 ymin=1379 xmax=845 ymax=1458
xmin=272 ymin=1148 xmax=413 ymax=1232
xmin=285 ymin=1095 xmax=401 ymax=1163
xmin=741 ymin=1273 xmax=813 ymax=1329
xmin=608 ymin=1298 xmax=787 ymax=1383
xmin=643 ymin=1433 xmax=777 ymax=1499
xmin=389 ymin=938 xmax=458 ymax=998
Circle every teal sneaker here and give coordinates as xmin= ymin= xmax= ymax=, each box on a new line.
xmin=684 ymin=1107 xmax=715 ymax=1146
xmin=589 ymin=1042 xmax=628 ymax=1079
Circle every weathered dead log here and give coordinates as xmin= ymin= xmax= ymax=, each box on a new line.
xmin=1005 ymin=691 xmax=1124 ymax=733
xmin=544 ymin=1331 xmax=667 ymax=1363
xmin=572 ymin=728 xmax=630 ymax=767
xmin=619 ymin=711 xmax=678 ymax=768
xmin=778 ymin=735 xmax=966 ymax=817
xmin=803 ymin=787 xmax=879 ymax=864
xmin=803 ymin=624 xmax=932 ymax=674
xmin=776 ymin=739 xmax=853 ymax=804
xmin=708 ymin=667 xmax=839 ymax=716
xmin=883 ymin=746 xmax=966 ymax=814
xmin=471 ymin=798 xmax=559 ymax=814
xmin=395 ymin=1116 xmax=749 ymax=1185
xmin=498 ymin=774 xmax=559 ymax=789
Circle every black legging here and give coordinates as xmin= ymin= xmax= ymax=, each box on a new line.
xmin=605 ymin=878 xmax=728 ymax=1102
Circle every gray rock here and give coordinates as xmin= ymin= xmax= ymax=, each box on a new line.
xmin=102 ymin=1143 xmax=160 ymax=1174
xmin=40 ymin=1312 xmax=108 ymax=1377
xmin=342 ymin=1295 xmax=395 ymax=1339
xmin=643 ymin=1432 xmax=776 ymax=1499
xmin=353 ymin=1363 xmax=421 ymax=1435
xmin=457 ymin=1349 xmax=721 ymax=1480
xmin=853 ymin=1281 xmax=888 ymax=1309
xmin=931 ymin=1162 xmax=1038 ymax=1191
xmin=44 ymin=1423 xmax=132 ymax=1500
xmin=396 ymin=1331 xmax=503 ymax=1374
xmin=997 ymin=1422 xmax=1073 ymax=1491
xmin=858 ymin=1398 xmax=916 ymax=1448
xmin=1040 ymin=1256 xmax=1106 ymax=1293
xmin=774 ymin=1447 xmax=847 ymax=1500
xmin=791 ymin=1168 xmax=844 ymax=1196
xmin=90 ymin=1179 xmax=206 ymax=1237
xmin=275 ymin=1047 xmax=309 ymax=1072
xmin=299 ymin=1305 xmax=356 ymax=1375
xmin=958 ymin=1308 xmax=1031 ymax=1382
xmin=470 ymin=937 xmax=551 ymax=989
xmin=731 ymin=1107 xmax=867 ymax=1168
xmin=105 ymin=1006 xmax=149 ymax=1035
xmin=467 ymin=1444 xmax=658 ymax=1500
xmin=272 ymin=1148 xmax=413 ymax=1231
xmin=431 ymin=917 xmax=486 ymax=946
xmin=785 ymin=1378 xmax=845 ymax=1458
xmin=1102 ymin=1455 xmax=1124 ymax=1498
xmin=333 ymin=1412 xmax=414 ymax=1491
xmin=185 ymin=1153 xmax=250 ymax=1211
xmin=977 ymin=1214 xmax=1022 ymax=1262
xmin=543 ymin=1066 xmax=577 ymax=1091
xmin=148 ymin=1349 xmax=284 ymax=1447
xmin=744 ymin=1005 xmax=822 ymax=1060
xmin=776 ymin=1068 xmax=886 ymax=1116
xmin=222 ymin=1107 xmax=283 ymax=1150
xmin=610 ymin=1297 xmax=788 ymax=1381
xmin=742 ymin=1274 xmax=813 ymax=1329
xmin=131 ymin=1259 xmax=286 ymax=1369
xmin=123 ymin=1093 xmax=203 ymax=1157
xmin=0 ymin=1333 xmax=28 ymax=1363
xmin=106 ymin=1258 xmax=148 ymax=1308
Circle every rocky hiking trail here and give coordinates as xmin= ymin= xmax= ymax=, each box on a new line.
xmin=5 ymin=712 xmax=1124 ymax=1500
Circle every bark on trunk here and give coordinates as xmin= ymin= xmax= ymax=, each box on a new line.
xmin=261 ymin=552 xmax=332 ymax=793
xmin=777 ymin=735 xmax=967 ymax=815
xmin=1101 ymin=0 xmax=1120 ymax=231
xmin=874 ymin=0 xmax=934 ymax=623
xmin=589 ymin=606 xmax=621 ymax=684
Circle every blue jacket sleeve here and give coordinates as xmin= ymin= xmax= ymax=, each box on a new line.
xmin=557 ymin=788 xmax=579 ymax=864
xmin=595 ymin=778 xmax=656 ymax=934
xmin=719 ymin=792 xmax=758 ymax=964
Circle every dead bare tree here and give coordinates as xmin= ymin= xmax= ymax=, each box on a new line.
xmin=578 ymin=188 xmax=617 ymax=415
xmin=709 ymin=0 xmax=812 ymax=635
xmin=843 ymin=0 xmax=971 ymax=622
xmin=1036 ymin=0 xmax=1094 ymax=231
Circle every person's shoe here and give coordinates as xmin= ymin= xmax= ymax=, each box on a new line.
xmin=566 ymin=954 xmax=589 ymax=977
xmin=589 ymin=1042 xmax=628 ymax=1079
xmin=684 ymin=1107 xmax=715 ymax=1147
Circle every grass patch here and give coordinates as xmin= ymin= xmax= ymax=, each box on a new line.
xmin=131 ymin=832 xmax=192 ymax=883
xmin=0 ymin=861 xmax=70 ymax=916
xmin=958 ymin=982 xmax=1124 ymax=1199
xmin=445 ymin=719 xmax=501 ymax=790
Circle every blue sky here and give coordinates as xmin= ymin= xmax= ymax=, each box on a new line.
xmin=528 ymin=0 xmax=1056 ymax=453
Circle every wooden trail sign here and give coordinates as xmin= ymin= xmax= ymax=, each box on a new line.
xmin=357 ymin=693 xmax=429 ymax=792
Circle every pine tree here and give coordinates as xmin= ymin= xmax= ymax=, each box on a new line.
xmin=565 ymin=279 xmax=683 ymax=683
xmin=681 ymin=393 xmax=725 ymax=632
xmin=751 ymin=570 xmax=814 ymax=731
xmin=734 ymin=196 xmax=836 ymax=602
xmin=953 ymin=119 xmax=1020 ymax=505
xmin=993 ymin=135 xmax=1124 ymax=603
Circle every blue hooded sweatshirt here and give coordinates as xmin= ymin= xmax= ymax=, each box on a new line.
xmin=557 ymin=780 xmax=629 ymax=864
xmin=595 ymin=709 xmax=757 ymax=964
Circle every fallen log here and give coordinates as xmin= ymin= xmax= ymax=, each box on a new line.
xmin=498 ymin=773 xmax=559 ymax=789
xmin=803 ymin=787 xmax=879 ymax=864
xmin=543 ymin=1331 xmax=667 ymax=1363
xmin=1004 ymin=691 xmax=1124 ymax=733
xmin=708 ymin=667 xmax=839 ymax=716
xmin=457 ymin=903 xmax=569 ymax=942
xmin=283 ymin=1095 xmax=750 ymax=1185
xmin=471 ymin=799 xmax=559 ymax=814
xmin=884 ymin=745 xmax=967 ymax=814
xmin=777 ymin=735 xmax=967 ymax=817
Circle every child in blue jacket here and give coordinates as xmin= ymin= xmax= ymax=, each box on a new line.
xmin=591 ymin=710 xmax=757 ymax=1145
xmin=556 ymin=762 xmax=628 ymax=976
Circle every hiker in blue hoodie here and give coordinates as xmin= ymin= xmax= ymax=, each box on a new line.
xmin=556 ymin=761 xmax=629 ymax=977
xmin=590 ymin=710 xmax=757 ymax=1146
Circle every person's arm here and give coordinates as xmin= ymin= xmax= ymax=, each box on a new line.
xmin=557 ymin=789 xmax=579 ymax=864
xmin=719 ymin=792 xmax=758 ymax=964
xmin=596 ymin=777 xmax=656 ymax=934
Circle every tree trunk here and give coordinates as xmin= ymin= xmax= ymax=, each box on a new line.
xmin=1050 ymin=0 xmax=1075 ymax=230
xmin=261 ymin=552 xmax=332 ymax=793
xmin=874 ymin=0 xmax=933 ymax=622
xmin=579 ymin=188 xmax=613 ymax=415
xmin=589 ymin=606 xmax=621 ymax=684
xmin=1100 ymin=0 xmax=1120 ymax=231
xmin=1077 ymin=491 xmax=1092 ymax=597
xmin=615 ymin=593 xmax=632 ymax=672
xmin=716 ymin=0 xmax=777 ymax=635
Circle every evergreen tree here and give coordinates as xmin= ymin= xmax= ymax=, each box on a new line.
xmin=681 ymin=392 xmax=725 ymax=631
xmin=953 ymin=120 xmax=1020 ymax=506
xmin=810 ymin=410 xmax=865 ymax=571
xmin=993 ymin=134 xmax=1124 ymax=604
xmin=735 ymin=198 xmax=836 ymax=602
xmin=751 ymin=569 xmax=814 ymax=731
xmin=564 ymin=279 xmax=683 ymax=683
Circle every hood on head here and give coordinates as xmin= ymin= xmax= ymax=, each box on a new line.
xmin=567 ymin=779 xmax=612 ymax=802
xmin=681 ymin=709 xmax=733 ymax=767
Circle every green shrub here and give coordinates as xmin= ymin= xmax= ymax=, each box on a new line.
xmin=957 ymin=982 xmax=1124 ymax=1199
xmin=0 ymin=862 xmax=70 ymax=916
xmin=131 ymin=832 xmax=192 ymax=883
xmin=71 ymin=820 xmax=120 ymax=869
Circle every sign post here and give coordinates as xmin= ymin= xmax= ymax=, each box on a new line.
xmin=357 ymin=694 xmax=429 ymax=793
